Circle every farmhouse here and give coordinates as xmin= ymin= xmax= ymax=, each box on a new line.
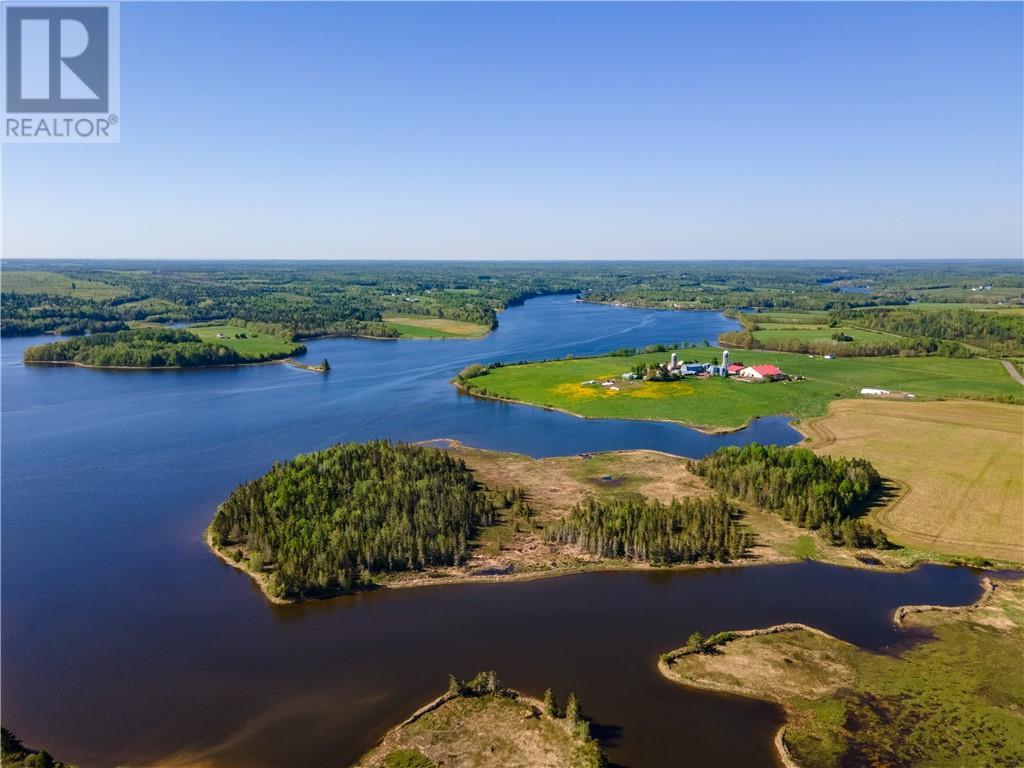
xmin=738 ymin=364 xmax=787 ymax=381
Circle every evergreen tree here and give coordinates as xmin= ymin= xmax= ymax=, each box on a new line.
xmin=565 ymin=692 xmax=581 ymax=727
xmin=543 ymin=688 xmax=558 ymax=717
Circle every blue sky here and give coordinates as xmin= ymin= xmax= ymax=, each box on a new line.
xmin=2 ymin=1 xmax=1021 ymax=260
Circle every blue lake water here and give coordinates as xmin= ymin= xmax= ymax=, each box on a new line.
xmin=0 ymin=295 xmax=982 ymax=768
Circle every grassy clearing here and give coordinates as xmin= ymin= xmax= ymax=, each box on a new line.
xmin=660 ymin=578 xmax=1024 ymax=768
xmin=355 ymin=688 xmax=601 ymax=768
xmin=382 ymin=315 xmax=490 ymax=338
xmin=788 ymin=535 xmax=818 ymax=560
xmin=466 ymin=347 xmax=1021 ymax=431
xmin=389 ymin=447 xmax=722 ymax=581
xmin=746 ymin=311 xmax=829 ymax=324
xmin=752 ymin=324 xmax=895 ymax=346
xmin=398 ymin=445 xmax=929 ymax=584
xmin=872 ymin=302 xmax=1024 ymax=314
xmin=1 ymin=269 xmax=127 ymax=299
xmin=189 ymin=324 xmax=303 ymax=357
xmin=802 ymin=399 xmax=1023 ymax=562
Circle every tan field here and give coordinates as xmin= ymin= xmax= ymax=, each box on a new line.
xmin=802 ymin=399 xmax=1023 ymax=562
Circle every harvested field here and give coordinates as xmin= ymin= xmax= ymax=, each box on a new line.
xmin=802 ymin=399 xmax=1023 ymax=562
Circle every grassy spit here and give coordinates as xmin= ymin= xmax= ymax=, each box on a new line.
xmin=381 ymin=315 xmax=491 ymax=338
xmin=659 ymin=577 xmax=1024 ymax=768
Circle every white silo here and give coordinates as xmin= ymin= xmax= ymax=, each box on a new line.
xmin=722 ymin=349 xmax=730 ymax=368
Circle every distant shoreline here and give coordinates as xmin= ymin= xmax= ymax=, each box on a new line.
xmin=23 ymin=356 xmax=327 ymax=373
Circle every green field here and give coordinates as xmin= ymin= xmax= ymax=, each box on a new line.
xmin=382 ymin=315 xmax=491 ymax=338
xmin=1 ymin=270 xmax=127 ymax=299
xmin=190 ymin=325 xmax=302 ymax=356
xmin=752 ymin=325 xmax=895 ymax=345
xmin=871 ymin=302 xmax=1023 ymax=313
xmin=465 ymin=348 xmax=1022 ymax=430
xmin=746 ymin=311 xmax=829 ymax=324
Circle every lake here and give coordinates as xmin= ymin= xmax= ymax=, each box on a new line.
xmin=0 ymin=296 xmax=982 ymax=767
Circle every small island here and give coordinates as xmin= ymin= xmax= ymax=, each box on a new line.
xmin=354 ymin=672 xmax=605 ymax=768
xmin=207 ymin=440 xmax=897 ymax=603
xmin=658 ymin=577 xmax=1024 ymax=768
xmin=23 ymin=326 xmax=305 ymax=369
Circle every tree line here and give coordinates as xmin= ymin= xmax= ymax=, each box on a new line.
xmin=22 ymin=328 xmax=302 ymax=368
xmin=1 ymin=728 xmax=73 ymax=768
xmin=208 ymin=441 xmax=496 ymax=599
xmin=5 ymin=261 xmax=1017 ymax=339
xmin=719 ymin=328 xmax=973 ymax=358
xmin=546 ymin=494 xmax=751 ymax=564
xmin=691 ymin=445 xmax=887 ymax=547
xmin=843 ymin=308 xmax=1024 ymax=357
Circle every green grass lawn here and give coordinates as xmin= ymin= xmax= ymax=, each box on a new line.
xmin=467 ymin=348 xmax=1021 ymax=430
xmin=382 ymin=315 xmax=490 ymax=338
xmin=190 ymin=325 xmax=302 ymax=356
xmin=1 ymin=269 xmax=128 ymax=299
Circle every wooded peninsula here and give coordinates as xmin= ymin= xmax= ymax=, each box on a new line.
xmin=207 ymin=440 xmax=898 ymax=603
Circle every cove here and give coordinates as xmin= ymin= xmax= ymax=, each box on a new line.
xmin=0 ymin=295 xmax=982 ymax=767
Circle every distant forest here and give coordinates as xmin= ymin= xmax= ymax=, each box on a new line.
xmin=209 ymin=441 xmax=495 ymax=599
xmin=844 ymin=308 xmax=1024 ymax=357
xmin=547 ymin=494 xmax=751 ymax=563
xmin=692 ymin=445 xmax=887 ymax=548
xmin=3 ymin=261 xmax=1019 ymax=344
xmin=22 ymin=328 xmax=302 ymax=368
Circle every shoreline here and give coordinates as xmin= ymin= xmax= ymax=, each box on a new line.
xmin=22 ymin=356 xmax=327 ymax=373
xmin=205 ymin=528 xmax=292 ymax=605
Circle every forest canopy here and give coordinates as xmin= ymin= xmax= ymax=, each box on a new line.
xmin=208 ymin=441 xmax=496 ymax=599
xmin=692 ymin=445 xmax=885 ymax=547
xmin=546 ymin=494 xmax=751 ymax=564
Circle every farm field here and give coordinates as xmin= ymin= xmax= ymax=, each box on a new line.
xmin=871 ymin=302 xmax=1024 ymax=313
xmin=1 ymin=270 xmax=127 ymax=299
xmin=752 ymin=325 xmax=895 ymax=345
xmin=465 ymin=347 xmax=1023 ymax=431
xmin=189 ymin=325 xmax=303 ymax=357
xmin=745 ymin=311 xmax=828 ymax=324
xmin=382 ymin=315 xmax=491 ymax=338
xmin=659 ymin=577 xmax=1024 ymax=768
xmin=802 ymin=399 xmax=1024 ymax=562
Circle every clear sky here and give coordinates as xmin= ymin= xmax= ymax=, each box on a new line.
xmin=2 ymin=1 xmax=1021 ymax=261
